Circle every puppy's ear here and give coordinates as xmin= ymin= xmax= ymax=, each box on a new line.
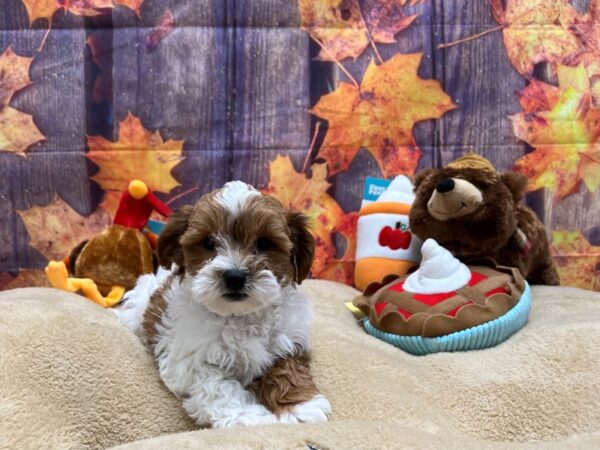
xmin=501 ymin=171 xmax=528 ymax=202
xmin=158 ymin=205 xmax=193 ymax=272
xmin=287 ymin=211 xmax=315 ymax=284
xmin=412 ymin=168 xmax=436 ymax=192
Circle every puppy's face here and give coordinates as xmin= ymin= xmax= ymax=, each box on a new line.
xmin=157 ymin=182 xmax=314 ymax=317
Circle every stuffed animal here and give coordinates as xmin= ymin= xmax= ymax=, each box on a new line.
xmin=353 ymin=238 xmax=531 ymax=355
xmin=354 ymin=175 xmax=422 ymax=291
xmin=45 ymin=180 xmax=171 ymax=307
xmin=409 ymin=154 xmax=559 ymax=285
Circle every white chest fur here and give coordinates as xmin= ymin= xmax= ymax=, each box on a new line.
xmin=154 ymin=278 xmax=313 ymax=396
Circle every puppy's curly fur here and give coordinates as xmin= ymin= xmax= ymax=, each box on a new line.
xmin=115 ymin=181 xmax=331 ymax=428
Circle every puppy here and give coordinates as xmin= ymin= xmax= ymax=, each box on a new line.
xmin=115 ymin=181 xmax=331 ymax=428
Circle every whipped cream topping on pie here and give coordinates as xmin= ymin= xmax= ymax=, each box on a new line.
xmin=403 ymin=239 xmax=471 ymax=294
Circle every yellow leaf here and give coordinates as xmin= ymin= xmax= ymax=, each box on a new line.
xmin=310 ymin=53 xmax=456 ymax=177
xmin=299 ymin=0 xmax=418 ymax=61
xmin=501 ymin=0 xmax=581 ymax=77
xmin=0 ymin=48 xmax=44 ymax=156
xmin=17 ymin=195 xmax=112 ymax=261
xmin=21 ymin=0 xmax=143 ymax=23
xmin=551 ymin=231 xmax=600 ymax=290
xmin=0 ymin=107 xmax=45 ymax=155
xmin=512 ymin=63 xmax=600 ymax=197
xmin=87 ymin=112 xmax=183 ymax=216
xmin=0 ymin=48 xmax=33 ymax=107
xmin=262 ymin=155 xmax=351 ymax=278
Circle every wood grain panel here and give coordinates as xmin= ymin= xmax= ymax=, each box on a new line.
xmin=0 ymin=5 xmax=89 ymax=272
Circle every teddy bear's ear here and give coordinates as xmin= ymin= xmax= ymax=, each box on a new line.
xmin=412 ymin=168 xmax=436 ymax=192
xmin=501 ymin=172 xmax=528 ymax=202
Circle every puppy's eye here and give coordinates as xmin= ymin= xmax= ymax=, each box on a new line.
xmin=255 ymin=237 xmax=272 ymax=252
xmin=202 ymin=236 xmax=216 ymax=251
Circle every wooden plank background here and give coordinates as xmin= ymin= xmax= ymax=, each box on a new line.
xmin=0 ymin=1 xmax=90 ymax=274
xmin=1 ymin=0 xmax=598 ymax=289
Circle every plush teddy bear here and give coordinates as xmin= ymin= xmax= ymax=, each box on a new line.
xmin=408 ymin=154 xmax=559 ymax=285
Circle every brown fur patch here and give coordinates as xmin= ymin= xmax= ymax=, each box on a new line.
xmin=249 ymin=349 xmax=320 ymax=417
xmin=74 ymin=225 xmax=154 ymax=295
xmin=142 ymin=276 xmax=172 ymax=343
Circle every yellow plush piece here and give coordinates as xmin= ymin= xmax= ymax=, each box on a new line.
xmin=129 ymin=179 xmax=149 ymax=199
xmin=45 ymin=261 xmax=124 ymax=308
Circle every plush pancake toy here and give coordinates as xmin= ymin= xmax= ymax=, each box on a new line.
xmin=353 ymin=239 xmax=531 ymax=355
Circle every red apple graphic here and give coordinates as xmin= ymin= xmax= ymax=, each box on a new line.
xmin=378 ymin=222 xmax=412 ymax=250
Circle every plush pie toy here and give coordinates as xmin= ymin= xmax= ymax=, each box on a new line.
xmin=353 ymin=239 xmax=531 ymax=355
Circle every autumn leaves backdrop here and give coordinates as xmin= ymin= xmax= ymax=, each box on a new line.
xmin=0 ymin=0 xmax=599 ymax=291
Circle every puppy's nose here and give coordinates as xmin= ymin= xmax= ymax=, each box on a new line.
xmin=436 ymin=177 xmax=455 ymax=193
xmin=223 ymin=269 xmax=247 ymax=291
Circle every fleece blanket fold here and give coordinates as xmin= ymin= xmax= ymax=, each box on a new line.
xmin=0 ymin=282 xmax=599 ymax=449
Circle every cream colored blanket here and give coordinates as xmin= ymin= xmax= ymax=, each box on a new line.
xmin=1 ymin=281 xmax=599 ymax=449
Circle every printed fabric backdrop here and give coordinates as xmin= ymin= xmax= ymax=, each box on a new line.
xmin=0 ymin=0 xmax=599 ymax=291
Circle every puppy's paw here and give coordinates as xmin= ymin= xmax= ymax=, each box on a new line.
xmin=212 ymin=405 xmax=278 ymax=428
xmin=279 ymin=395 xmax=331 ymax=424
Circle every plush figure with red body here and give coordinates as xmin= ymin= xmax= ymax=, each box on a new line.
xmin=45 ymin=180 xmax=171 ymax=307
xmin=114 ymin=180 xmax=171 ymax=230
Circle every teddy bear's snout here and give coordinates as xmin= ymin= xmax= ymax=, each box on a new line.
xmin=427 ymin=177 xmax=483 ymax=221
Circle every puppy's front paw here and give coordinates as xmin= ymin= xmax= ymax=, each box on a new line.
xmin=212 ymin=405 xmax=278 ymax=428
xmin=279 ymin=394 xmax=331 ymax=424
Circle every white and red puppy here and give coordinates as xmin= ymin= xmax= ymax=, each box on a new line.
xmin=115 ymin=181 xmax=331 ymax=428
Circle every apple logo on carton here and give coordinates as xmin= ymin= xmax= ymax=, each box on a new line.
xmin=378 ymin=221 xmax=412 ymax=250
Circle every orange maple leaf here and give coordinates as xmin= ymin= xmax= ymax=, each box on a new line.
xmin=17 ymin=195 xmax=112 ymax=261
xmin=87 ymin=31 xmax=112 ymax=104
xmin=115 ymin=0 xmax=144 ymax=15
xmin=262 ymin=155 xmax=352 ymax=279
xmin=0 ymin=269 xmax=49 ymax=290
xmin=561 ymin=1 xmax=600 ymax=68
xmin=21 ymin=0 xmax=143 ymax=24
xmin=512 ymin=64 xmax=600 ymax=198
xmin=87 ymin=112 xmax=184 ymax=216
xmin=551 ymin=230 xmax=600 ymax=290
xmin=492 ymin=0 xmax=581 ymax=78
xmin=310 ymin=53 xmax=456 ymax=178
xmin=316 ymin=211 xmax=358 ymax=284
xmin=299 ymin=0 xmax=421 ymax=61
xmin=0 ymin=47 xmax=45 ymax=156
